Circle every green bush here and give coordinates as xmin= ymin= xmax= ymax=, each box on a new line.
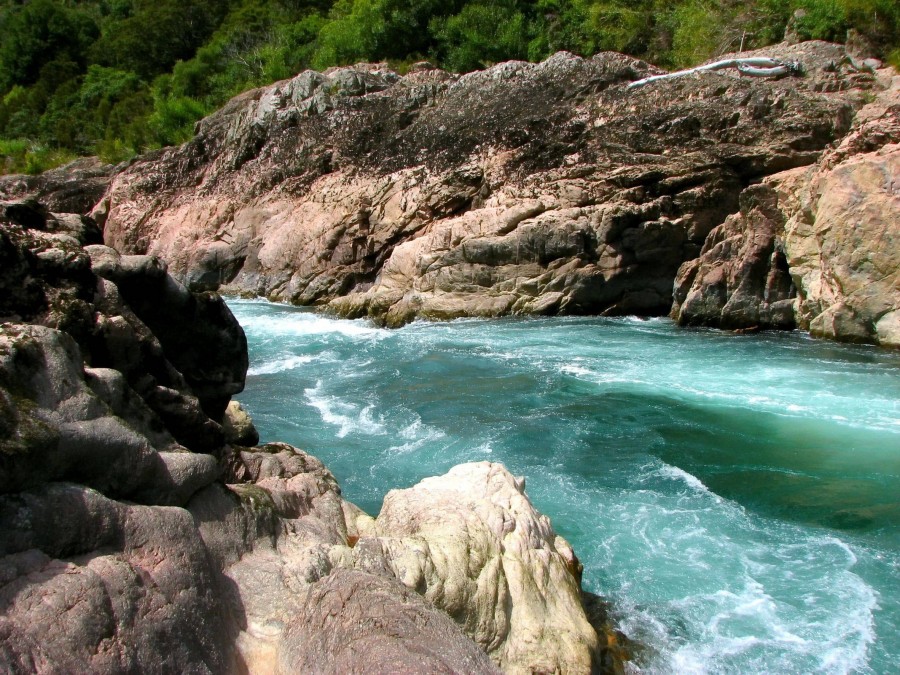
xmin=887 ymin=47 xmax=900 ymax=69
xmin=670 ymin=1 xmax=731 ymax=67
xmin=0 ymin=138 xmax=76 ymax=175
xmin=147 ymin=94 xmax=209 ymax=147
xmin=587 ymin=1 xmax=656 ymax=55
xmin=431 ymin=3 xmax=531 ymax=72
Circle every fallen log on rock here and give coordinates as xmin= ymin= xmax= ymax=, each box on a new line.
xmin=628 ymin=57 xmax=800 ymax=88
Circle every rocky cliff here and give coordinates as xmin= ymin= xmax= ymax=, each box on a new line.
xmin=672 ymin=65 xmax=899 ymax=345
xmin=85 ymin=40 xmax=898 ymax=345
xmin=0 ymin=201 xmax=616 ymax=672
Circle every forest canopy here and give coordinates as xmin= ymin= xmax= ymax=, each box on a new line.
xmin=1 ymin=0 xmax=898 ymax=174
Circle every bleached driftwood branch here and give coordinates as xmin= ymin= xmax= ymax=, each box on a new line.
xmin=628 ymin=57 xmax=798 ymax=89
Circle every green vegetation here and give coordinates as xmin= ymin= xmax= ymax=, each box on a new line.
xmin=1 ymin=0 xmax=897 ymax=173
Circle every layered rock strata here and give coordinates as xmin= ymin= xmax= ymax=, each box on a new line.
xmin=92 ymin=41 xmax=897 ymax=344
xmin=1 ymin=202 xmax=612 ymax=671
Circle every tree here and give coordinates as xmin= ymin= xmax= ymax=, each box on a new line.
xmin=0 ymin=0 xmax=99 ymax=91
xmin=431 ymin=2 xmax=532 ymax=72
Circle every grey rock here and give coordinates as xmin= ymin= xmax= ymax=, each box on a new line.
xmin=672 ymin=184 xmax=796 ymax=330
xmin=0 ymin=483 xmax=233 ymax=673
xmin=0 ymin=157 xmax=114 ymax=215
xmin=223 ymin=400 xmax=259 ymax=446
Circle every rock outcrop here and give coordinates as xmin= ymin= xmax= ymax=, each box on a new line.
xmin=340 ymin=462 xmax=602 ymax=673
xmin=0 ymin=157 xmax=114 ymax=215
xmin=671 ymin=183 xmax=796 ymax=330
xmin=779 ymin=70 xmax=900 ymax=346
xmin=1 ymin=202 xmax=613 ymax=671
xmin=673 ymin=67 xmax=899 ymax=345
xmin=96 ymin=41 xmax=895 ymax=343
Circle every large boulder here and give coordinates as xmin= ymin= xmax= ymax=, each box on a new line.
xmin=779 ymin=70 xmax=900 ymax=346
xmin=99 ymin=43 xmax=871 ymax=331
xmin=671 ymin=183 xmax=796 ymax=330
xmin=335 ymin=462 xmax=603 ymax=674
xmin=189 ymin=450 xmax=612 ymax=673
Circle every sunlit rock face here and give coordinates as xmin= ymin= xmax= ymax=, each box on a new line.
xmin=97 ymin=42 xmax=897 ymax=344
xmin=673 ymin=67 xmax=899 ymax=345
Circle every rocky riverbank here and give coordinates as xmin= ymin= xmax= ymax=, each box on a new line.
xmin=65 ymin=40 xmax=898 ymax=346
xmin=0 ymin=200 xmax=621 ymax=672
xmin=2 ymin=38 xmax=897 ymax=673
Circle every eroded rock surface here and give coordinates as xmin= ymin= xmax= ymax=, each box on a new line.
xmin=1 ymin=204 xmax=613 ymax=672
xmin=779 ymin=71 xmax=900 ymax=346
xmin=674 ymin=67 xmax=899 ymax=344
xmin=0 ymin=157 xmax=115 ymax=215
xmin=339 ymin=462 xmax=602 ymax=674
xmin=100 ymin=42 xmax=884 ymax=338
xmin=671 ymin=183 xmax=796 ymax=330
xmin=280 ymin=569 xmax=501 ymax=674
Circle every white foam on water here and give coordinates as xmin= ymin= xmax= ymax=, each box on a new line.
xmin=247 ymin=354 xmax=314 ymax=376
xmin=559 ymin=362 xmax=652 ymax=388
xmin=561 ymin=364 xmax=594 ymax=377
xmin=649 ymin=463 xmax=721 ymax=502
xmin=303 ymin=381 xmax=386 ymax=438
xmin=388 ymin=418 xmax=447 ymax=454
xmin=241 ymin=311 xmax=385 ymax=340
xmin=588 ymin=463 xmax=880 ymax=675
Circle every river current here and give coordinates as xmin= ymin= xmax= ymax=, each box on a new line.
xmin=228 ymin=298 xmax=900 ymax=674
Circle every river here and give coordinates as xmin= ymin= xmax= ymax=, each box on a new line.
xmin=229 ymin=298 xmax=900 ymax=674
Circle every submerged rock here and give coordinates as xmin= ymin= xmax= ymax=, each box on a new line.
xmin=98 ymin=41 xmax=894 ymax=344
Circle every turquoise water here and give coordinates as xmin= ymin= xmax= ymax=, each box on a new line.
xmin=229 ymin=299 xmax=900 ymax=674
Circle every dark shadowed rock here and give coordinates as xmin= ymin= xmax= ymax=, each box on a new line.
xmin=672 ymin=184 xmax=796 ymax=330
xmin=0 ymin=323 xmax=219 ymax=504
xmin=0 ymin=157 xmax=115 ymax=215
xmin=86 ymin=245 xmax=249 ymax=419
